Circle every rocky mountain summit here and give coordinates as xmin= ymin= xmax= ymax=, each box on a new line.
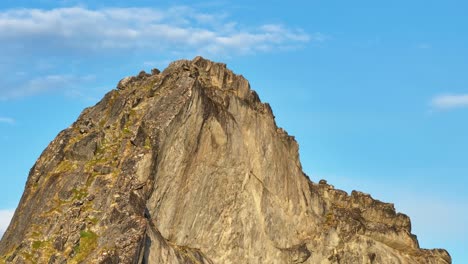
xmin=0 ymin=57 xmax=450 ymax=263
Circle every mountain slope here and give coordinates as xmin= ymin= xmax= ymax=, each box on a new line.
xmin=0 ymin=57 xmax=451 ymax=263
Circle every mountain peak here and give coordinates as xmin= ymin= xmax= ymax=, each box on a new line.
xmin=0 ymin=58 xmax=450 ymax=264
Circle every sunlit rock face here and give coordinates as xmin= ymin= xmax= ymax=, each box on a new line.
xmin=0 ymin=57 xmax=451 ymax=264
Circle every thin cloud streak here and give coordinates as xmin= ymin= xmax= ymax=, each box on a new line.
xmin=0 ymin=117 xmax=15 ymax=124
xmin=0 ymin=6 xmax=314 ymax=55
xmin=0 ymin=74 xmax=95 ymax=100
xmin=431 ymin=94 xmax=468 ymax=110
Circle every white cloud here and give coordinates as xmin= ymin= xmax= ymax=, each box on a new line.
xmin=0 ymin=210 xmax=14 ymax=238
xmin=0 ymin=6 xmax=317 ymax=100
xmin=431 ymin=94 xmax=468 ymax=110
xmin=0 ymin=117 xmax=15 ymax=124
xmin=0 ymin=6 xmax=312 ymax=55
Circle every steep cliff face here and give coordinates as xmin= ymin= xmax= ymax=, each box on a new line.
xmin=0 ymin=57 xmax=450 ymax=264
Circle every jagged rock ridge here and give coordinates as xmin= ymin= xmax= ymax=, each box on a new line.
xmin=0 ymin=57 xmax=450 ymax=263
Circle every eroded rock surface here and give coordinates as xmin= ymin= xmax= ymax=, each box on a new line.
xmin=0 ymin=57 xmax=451 ymax=263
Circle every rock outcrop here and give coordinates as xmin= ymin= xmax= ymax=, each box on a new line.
xmin=0 ymin=57 xmax=451 ymax=263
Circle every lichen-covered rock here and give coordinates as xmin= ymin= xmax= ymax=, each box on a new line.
xmin=0 ymin=57 xmax=450 ymax=263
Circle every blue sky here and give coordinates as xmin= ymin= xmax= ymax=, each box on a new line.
xmin=1 ymin=0 xmax=467 ymax=262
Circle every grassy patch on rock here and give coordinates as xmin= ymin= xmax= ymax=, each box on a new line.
xmin=71 ymin=230 xmax=98 ymax=263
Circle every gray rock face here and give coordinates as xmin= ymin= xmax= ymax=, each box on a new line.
xmin=0 ymin=57 xmax=451 ymax=263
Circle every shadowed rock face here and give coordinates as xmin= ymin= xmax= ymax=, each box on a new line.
xmin=0 ymin=57 xmax=450 ymax=264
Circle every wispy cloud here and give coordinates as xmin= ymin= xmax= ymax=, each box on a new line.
xmin=431 ymin=94 xmax=468 ymax=110
xmin=417 ymin=43 xmax=432 ymax=49
xmin=0 ymin=117 xmax=15 ymax=124
xmin=0 ymin=209 xmax=14 ymax=238
xmin=0 ymin=6 xmax=313 ymax=55
xmin=0 ymin=74 xmax=94 ymax=100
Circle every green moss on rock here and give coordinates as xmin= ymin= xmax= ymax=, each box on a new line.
xmin=71 ymin=230 xmax=98 ymax=263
